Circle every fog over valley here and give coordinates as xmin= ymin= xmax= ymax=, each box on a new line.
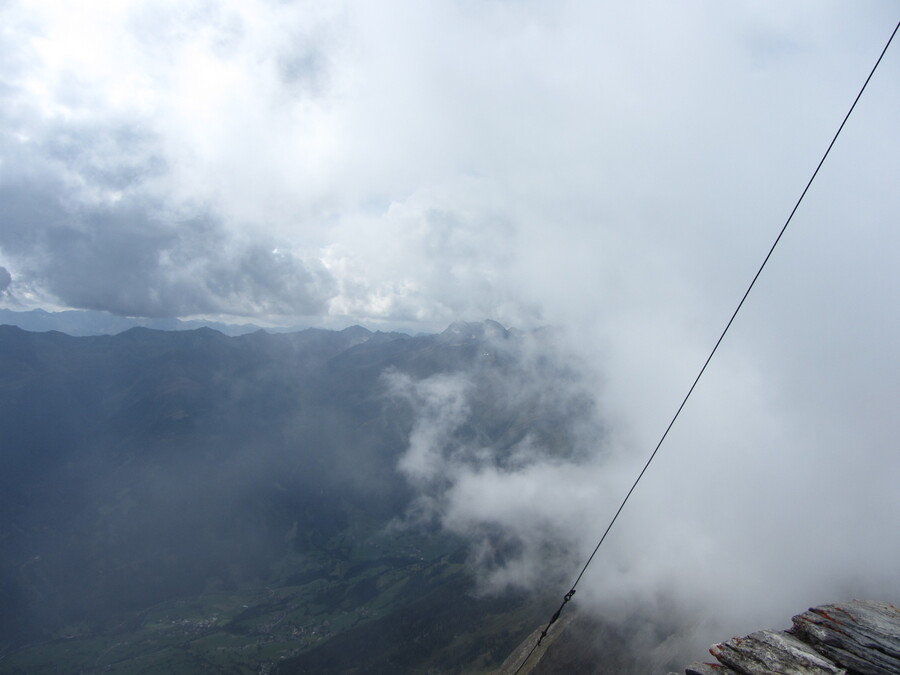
xmin=1 ymin=2 xmax=899 ymax=673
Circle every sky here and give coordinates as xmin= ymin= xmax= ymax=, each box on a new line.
xmin=2 ymin=0 xmax=899 ymax=663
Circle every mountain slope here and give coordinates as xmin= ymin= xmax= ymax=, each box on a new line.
xmin=0 ymin=322 xmax=580 ymax=673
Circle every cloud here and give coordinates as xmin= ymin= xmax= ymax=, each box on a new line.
xmin=3 ymin=1 xmax=896 ymax=327
xmin=323 ymin=178 xmax=523 ymax=325
xmin=389 ymin=320 xmax=900 ymax=666
xmin=0 ymin=266 xmax=10 ymax=293
xmin=0 ymin=0 xmax=345 ymax=318
xmin=387 ymin=328 xmax=607 ymax=589
xmin=0 ymin=157 xmax=335 ymax=317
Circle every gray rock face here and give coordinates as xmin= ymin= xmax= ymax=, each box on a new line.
xmin=683 ymin=664 xmax=739 ymax=675
xmin=711 ymin=630 xmax=846 ymax=674
xmin=789 ymin=601 xmax=900 ymax=675
xmin=684 ymin=600 xmax=900 ymax=675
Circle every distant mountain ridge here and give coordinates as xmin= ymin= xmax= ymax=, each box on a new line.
xmin=0 ymin=307 xmax=300 ymax=336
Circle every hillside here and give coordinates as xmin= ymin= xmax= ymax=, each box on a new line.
xmin=0 ymin=321 xmax=582 ymax=674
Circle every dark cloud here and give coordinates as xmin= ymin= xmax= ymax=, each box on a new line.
xmin=0 ymin=266 xmax=10 ymax=293
xmin=201 ymin=241 xmax=336 ymax=317
xmin=42 ymin=122 xmax=168 ymax=191
xmin=0 ymin=158 xmax=335 ymax=318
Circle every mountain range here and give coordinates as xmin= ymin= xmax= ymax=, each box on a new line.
xmin=0 ymin=308 xmax=291 ymax=336
xmin=0 ymin=320 xmax=581 ymax=674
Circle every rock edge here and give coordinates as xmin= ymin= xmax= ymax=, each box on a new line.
xmin=680 ymin=600 xmax=900 ymax=675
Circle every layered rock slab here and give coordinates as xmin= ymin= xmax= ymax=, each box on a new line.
xmin=684 ymin=600 xmax=900 ymax=675
xmin=789 ymin=600 xmax=900 ymax=675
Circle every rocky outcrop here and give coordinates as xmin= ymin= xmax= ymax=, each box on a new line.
xmin=682 ymin=600 xmax=900 ymax=675
xmin=496 ymin=600 xmax=900 ymax=675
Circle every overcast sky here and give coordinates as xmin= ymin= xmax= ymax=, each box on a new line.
xmin=2 ymin=0 xmax=899 ymax=661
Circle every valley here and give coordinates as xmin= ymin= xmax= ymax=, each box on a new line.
xmin=0 ymin=322 xmax=575 ymax=674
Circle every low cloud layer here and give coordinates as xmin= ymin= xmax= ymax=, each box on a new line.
xmin=386 ymin=329 xmax=602 ymax=587
xmin=388 ymin=324 xmax=900 ymax=663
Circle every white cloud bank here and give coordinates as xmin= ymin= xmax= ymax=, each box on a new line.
xmin=388 ymin=322 xmax=900 ymax=665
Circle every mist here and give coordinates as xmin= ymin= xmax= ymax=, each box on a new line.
xmin=389 ymin=317 xmax=900 ymax=666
